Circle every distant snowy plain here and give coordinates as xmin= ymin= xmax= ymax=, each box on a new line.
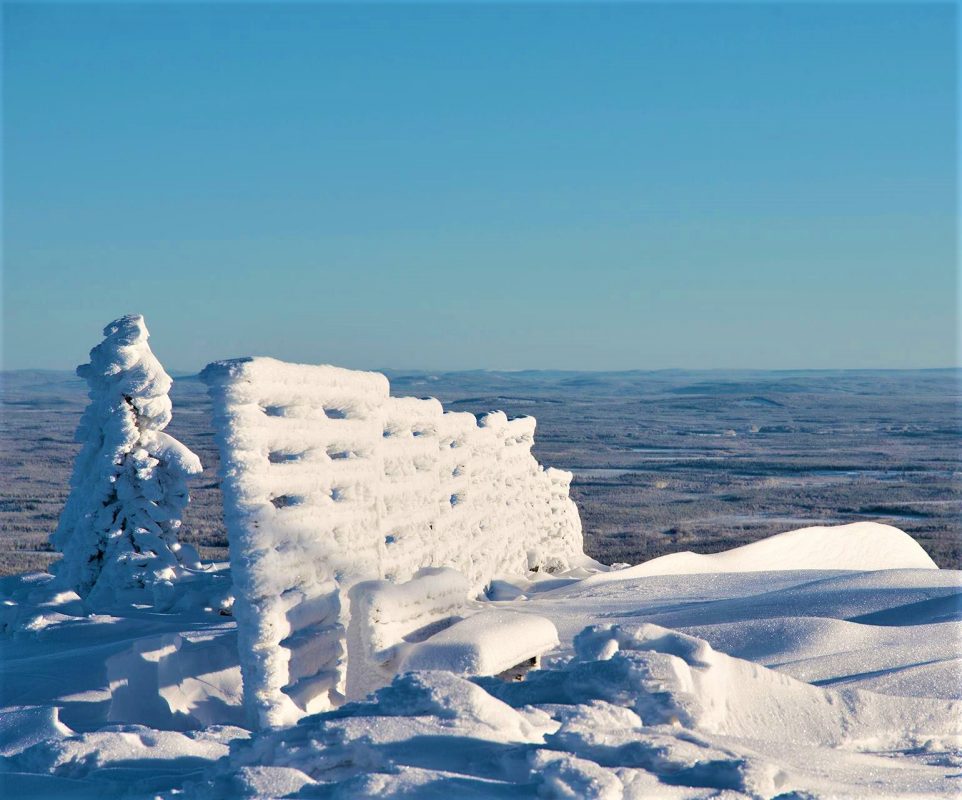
xmin=2 ymin=521 xmax=959 ymax=799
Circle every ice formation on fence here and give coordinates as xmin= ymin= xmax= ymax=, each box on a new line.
xmin=201 ymin=356 xmax=585 ymax=728
xmin=51 ymin=315 xmax=203 ymax=610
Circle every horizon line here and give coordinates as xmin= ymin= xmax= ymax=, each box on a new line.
xmin=2 ymin=365 xmax=960 ymax=378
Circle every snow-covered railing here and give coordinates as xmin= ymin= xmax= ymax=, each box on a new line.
xmin=201 ymin=357 xmax=584 ymax=728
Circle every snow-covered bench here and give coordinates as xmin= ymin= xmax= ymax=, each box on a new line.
xmin=347 ymin=567 xmax=559 ymax=698
xmin=201 ymin=357 xmax=585 ymax=728
xmin=399 ymin=610 xmax=559 ymax=677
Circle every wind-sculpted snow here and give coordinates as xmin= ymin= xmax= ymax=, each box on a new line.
xmin=200 ymin=357 xmax=585 ymax=728
xmin=196 ymin=621 xmax=961 ymax=799
xmin=49 ymin=315 xmax=204 ymax=610
xmin=582 ymin=521 xmax=937 ymax=583
xmin=1 ymin=537 xmax=960 ymax=798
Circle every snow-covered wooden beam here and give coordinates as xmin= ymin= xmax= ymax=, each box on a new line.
xmin=201 ymin=357 xmax=585 ymax=728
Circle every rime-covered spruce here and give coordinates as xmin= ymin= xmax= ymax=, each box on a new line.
xmin=51 ymin=315 xmax=203 ymax=609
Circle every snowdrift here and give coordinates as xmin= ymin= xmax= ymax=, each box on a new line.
xmin=5 ymin=329 xmax=958 ymax=798
xmin=585 ymin=521 xmax=937 ymax=583
xmin=196 ymin=621 xmax=961 ymax=799
xmin=2 ymin=527 xmax=959 ymax=798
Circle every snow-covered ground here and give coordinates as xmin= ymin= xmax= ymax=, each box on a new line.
xmin=1 ymin=522 xmax=959 ymax=799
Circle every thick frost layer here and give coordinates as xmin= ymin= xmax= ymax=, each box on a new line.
xmin=50 ymin=315 xmax=203 ymax=610
xmin=346 ymin=567 xmax=473 ymax=699
xmin=200 ymin=357 xmax=585 ymax=728
xmin=348 ymin=567 xmax=560 ymax=692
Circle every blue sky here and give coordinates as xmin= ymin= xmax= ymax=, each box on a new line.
xmin=3 ymin=3 xmax=957 ymax=372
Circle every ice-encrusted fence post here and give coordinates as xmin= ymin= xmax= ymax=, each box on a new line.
xmin=200 ymin=358 xmax=390 ymax=729
xmin=50 ymin=315 xmax=203 ymax=610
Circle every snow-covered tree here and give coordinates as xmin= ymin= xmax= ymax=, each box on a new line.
xmin=51 ymin=314 xmax=204 ymax=609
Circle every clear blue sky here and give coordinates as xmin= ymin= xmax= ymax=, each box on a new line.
xmin=3 ymin=2 xmax=957 ymax=372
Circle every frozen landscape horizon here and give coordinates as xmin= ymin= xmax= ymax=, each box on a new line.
xmin=0 ymin=321 xmax=959 ymax=798
xmin=3 ymin=364 xmax=959 ymax=576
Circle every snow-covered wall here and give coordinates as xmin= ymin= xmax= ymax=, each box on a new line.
xmin=201 ymin=357 xmax=585 ymax=728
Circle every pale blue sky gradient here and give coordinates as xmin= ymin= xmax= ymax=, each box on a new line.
xmin=3 ymin=2 xmax=957 ymax=372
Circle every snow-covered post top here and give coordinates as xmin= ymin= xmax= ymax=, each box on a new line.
xmin=51 ymin=315 xmax=203 ymax=609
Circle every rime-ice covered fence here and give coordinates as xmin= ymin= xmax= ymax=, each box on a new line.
xmin=201 ymin=357 xmax=585 ymax=728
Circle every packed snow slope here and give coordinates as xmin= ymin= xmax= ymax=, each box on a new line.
xmin=1 ymin=522 xmax=960 ymax=799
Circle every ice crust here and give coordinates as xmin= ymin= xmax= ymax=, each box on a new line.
xmin=200 ymin=357 xmax=585 ymax=728
xmin=50 ymin=315 xmax=203 ymax=610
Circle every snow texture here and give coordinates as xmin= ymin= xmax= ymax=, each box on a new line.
xmin=1 ymin=523 xmax=959 ymax=798
xmin=200 ymin=616 xmax=961 ymax=799
xmin=106 ymin=631 xmax=244 ymax=730
xmin=346 ymin=565 xmax=559 ymax=697
xmin=346 ymin=567 xmax=473 ymax=699
xmin=200 ymin=357 xmax=585 ymax=728
xmin=50 ymin=315 xmax=203 ymax=610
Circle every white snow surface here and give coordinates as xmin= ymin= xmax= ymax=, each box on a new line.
xmin=200 ymin=356 xmax=587 ymax=728
xmin=49 ymin=315 xmax=204 ymax=611
xmin=1 ymin=522 xmax=960 ymax=799
xmin=585 ymin=521 xmax=938 ymax=583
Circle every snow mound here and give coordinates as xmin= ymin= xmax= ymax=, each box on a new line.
xmin=0 ymin=706 xmax=73 ymax=757
xmin=201 ymin=356 xmax=586 ymax=728
xmin=197 ymin=622 xmax=961 ymax=799
xmin=3 ymin=563 xmax=958 ymax=798
xmin=681 ymin=615 xmax=962 ymax=698
xmin=106 ymin=631 xmax=244 ymax=730
xmin=587 ymin=521 xmax=937 ymax=583
xmin=8 ymin=724 xmax=240 ymax=782
xmin=554 ymin=624 xmax=960 ymax=747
